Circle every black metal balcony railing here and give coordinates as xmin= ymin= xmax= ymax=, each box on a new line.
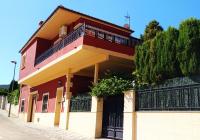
xmin=35 ymin=24 xmax=85 ymax=65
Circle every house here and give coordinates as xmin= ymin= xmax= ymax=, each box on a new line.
xmin=18 ymin=6 xmax=138 ymax=139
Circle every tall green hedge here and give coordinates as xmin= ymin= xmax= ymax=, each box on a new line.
xmin=135 ymin=18 xmax=200 ymax=86
xmin=177 ymin=18 xmax=200 ymax=75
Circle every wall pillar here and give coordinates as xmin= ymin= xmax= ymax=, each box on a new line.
xmin=0 ymin=96 xmax=2 ymax=109
xmin=91 ymin=63 xmax=103 ymax=138
xmin=1 ymin=96 xmax=7 ymax=110
xmin=123 ymin=90 xmax=136 ymax=140
xmin=60 ymin=70 xmax=73 ymax=129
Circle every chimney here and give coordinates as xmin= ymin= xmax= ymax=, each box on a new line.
xmin=38 ymin=21 xmax=44 ymax=27
xmin=124 ymin=24 xmax=130 ymax=29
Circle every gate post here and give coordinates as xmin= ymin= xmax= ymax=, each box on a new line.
xmin=91 ymin=96 xmax=103 ymax=138
xmin=123 ymin=90 xmax=136 ymax=140
xmin=91 ymin=63 xmax=103 ymax=138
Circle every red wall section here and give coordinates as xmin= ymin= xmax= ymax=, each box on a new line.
xmin=35 ymin=38 xmax=52 ymax=58
xmin=27 ymin=75 xmax=92 ymax=113
xmin=19 ymin=36 xmax=84 ymax=80
xmin=83 ymin=35 xmax=134 ymax=56
xmin=72 ymin=75 xmax=93 ymax=95
xmin=19 ymin=85 xmax=30 ymax=113
xmin=32 ymin=76 xmax=66 ymax=113
xmin=19 ymin=40 xmax=37 ymax=80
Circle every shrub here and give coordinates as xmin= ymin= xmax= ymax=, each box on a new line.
xmin=90 ymin=76 xmax=132 ymax=97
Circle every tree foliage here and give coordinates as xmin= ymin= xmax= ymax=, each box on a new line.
xmin=7 ymin=80 xmax=19 ymax=105
xmin=9 ymin=80 xmax=18 ymax=92
xmin=90 ymin=76 xmax=132 ymax=97
xmin=177 ymin=18 xmax=200 ymax=75
xmin=135 ymin=18 xmax=200 ymax=86
xmin=8 ymin=89 xmax=20 ymax=105
xmin=0 ymin=88 xmax=8 ymax=96
xmin=141 ymin=20 xmax=163 ymax=42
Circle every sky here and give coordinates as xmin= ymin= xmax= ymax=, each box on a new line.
xmin=0 ymin=0 xmax=199 ymax=85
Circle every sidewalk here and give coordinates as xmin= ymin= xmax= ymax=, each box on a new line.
xmin=0 ymin=109 xmax=110 ymax=140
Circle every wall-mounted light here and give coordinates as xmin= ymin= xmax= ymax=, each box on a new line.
xmin=58 ymin=80 xmax=62 ymax=87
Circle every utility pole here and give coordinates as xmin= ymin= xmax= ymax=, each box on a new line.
xmin=8 ymin=60 xmax=17 ymax=117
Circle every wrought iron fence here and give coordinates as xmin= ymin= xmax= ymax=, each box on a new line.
xmin=70 ymin=94 xmax=91 ymax=112
xmin=35 ymin=24 xmax=85 ymax=65
xmin=136 ymin=84 xmax=200 ymax=111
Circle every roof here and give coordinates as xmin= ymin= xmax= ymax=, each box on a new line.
xmin=19 ymin=5 xmax=134 ymax=53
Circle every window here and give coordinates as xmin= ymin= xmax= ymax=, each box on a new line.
xmin=115 ymin=36 xmax=121 ymax=44
xmin=21 ymin=54 xmax=26 ymax=69
xmin=106 ymin=34 xmax=113 ymax=42
xmin=20 ymin=99 xmax=25 ymax=112
xmin=42 ymin=94 xmax=49 ymax=113
xmin=85 ymin=28 xmax=95 ymax=37
xmin=98 ymin=31 xmax=104 ymax=39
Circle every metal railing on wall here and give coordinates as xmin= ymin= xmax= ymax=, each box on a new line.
xmin=136 ymin=84 xmax=200 ymax=111
xmin=70 ymin=94 xmax=91 ymax=112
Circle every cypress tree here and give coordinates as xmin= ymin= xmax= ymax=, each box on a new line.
xmin=177 ymin=18 xmax=200 ymax=75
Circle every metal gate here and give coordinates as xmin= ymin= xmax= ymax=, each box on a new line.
xmin=102 ymin=94 xmax=124 ymax=140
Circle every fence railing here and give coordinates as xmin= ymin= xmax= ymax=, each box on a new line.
xmin=35 ymin=24 xmax=85 ymax=65
xmin=136 ymin=84 xmax=200 ymax=111
xmin=70 ymin=94 xmax=91 ymax=112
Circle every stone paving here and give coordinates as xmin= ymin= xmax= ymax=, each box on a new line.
xmin=0 ymin=110 xmax=111 ymax=140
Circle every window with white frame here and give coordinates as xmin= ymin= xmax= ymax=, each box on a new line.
xmin=42 ymin=93 xmax=49 ymax=113
xmin=21 ymin=53 xmax=26 ymax=69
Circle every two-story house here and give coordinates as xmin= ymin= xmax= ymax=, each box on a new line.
xmin=18 ymin=6 xmax=138 ymax=140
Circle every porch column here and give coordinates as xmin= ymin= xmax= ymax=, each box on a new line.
xmin=60 ymin=69 xmax=73 ymax=130
xmin=91 ymin=63 xmax=103 ymax=138
xmin=123 ymin=90 xmax=136 ymax=140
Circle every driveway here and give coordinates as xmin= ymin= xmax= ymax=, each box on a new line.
xmin=0 ymin=110 xmax=109 ymax=140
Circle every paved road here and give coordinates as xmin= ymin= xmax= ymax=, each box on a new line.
xmin=0 ymin=111 xmax=51 ymax=140
xmin=0 ymin=110 xmax=110 ymax=140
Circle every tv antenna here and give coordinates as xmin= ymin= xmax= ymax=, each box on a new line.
xmin=125 ymin=13 xmax=131 ymax=28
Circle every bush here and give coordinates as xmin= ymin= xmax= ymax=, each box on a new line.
xmin=8 ymin=89 xmax=20 ymax=105
xmin=90 ymin=76 xmax=132 ymax=97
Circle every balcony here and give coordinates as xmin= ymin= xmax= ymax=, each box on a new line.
xmin=19 ymin=23 xmax=136 ymax=86
xmin=35 ymin=24 xmax=137 ymax=65
xmin=35 ymin=24 xmax=85 ymax=65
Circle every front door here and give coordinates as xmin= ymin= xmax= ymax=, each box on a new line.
xmin=54 ymin=89 xmax=63 ymax=126
xmin=102 ymin=94 xmax=124 ymax=140
xmin=30 ymin=95 xmax=37 ymax=122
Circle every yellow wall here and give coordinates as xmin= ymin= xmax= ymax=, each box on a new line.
xmin=68 ymin=112 xmax=96 ymax=138
xmin=136 ymin=112 xmax=200 ymax=140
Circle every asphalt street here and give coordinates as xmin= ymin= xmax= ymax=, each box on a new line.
xmin=0 ymin=111 xmax=50 ymax=140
